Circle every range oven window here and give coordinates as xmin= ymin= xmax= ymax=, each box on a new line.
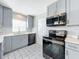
xmin=43 ymin=40 xmax=65 ymax=59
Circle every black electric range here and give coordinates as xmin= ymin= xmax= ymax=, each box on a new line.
xmin=43 ymin=30 xmax=67 ymax=59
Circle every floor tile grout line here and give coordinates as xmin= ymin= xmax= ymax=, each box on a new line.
xmin=4 ymin=44 xmax=43 ymax=59
xmin=16 ymin=49 xmax=23 ymax=59
xmin=18 ymin=49 xmax=26 ymax=59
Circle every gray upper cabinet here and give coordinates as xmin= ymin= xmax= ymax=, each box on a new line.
xmin=70 ymin=0 xmax=79 ymax=11
xmin=11 ymin=34 xmax=28 ymax=50
xmin=0 ymin=5 xmax=3 ymax=27
xmin=3 ymin=36 xmax=11 ymax=53
xmin=67 ymin=0 xmax=79 ymax=25
xmin=47 ymin=0 xmax=66 ymax=17
xmin=27 ymin=15 xmax=34 ymax=29
xmin=3 ymin=7 xmax=12 ymax=28
xmin=47 ymin=2 xmax=57 ymax=17
xmin=0 ymin=5 xmax=12 ymax=28
xmin=57 ymin=0 xmax=66 ymax=13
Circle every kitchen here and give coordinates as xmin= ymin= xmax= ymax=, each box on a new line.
xmin=0 ymin=0 xmax=79 ymax=59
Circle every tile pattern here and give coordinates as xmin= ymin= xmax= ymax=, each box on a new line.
xmin=4 ymin=44 xmax=45 ymax=59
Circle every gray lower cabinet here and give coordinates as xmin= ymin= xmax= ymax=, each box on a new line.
xmin=3 ymin=34 xmax=35 ymax=54
xmin=65 ymin=42 xmax=79 ymax=59
xmin=3 ymin=36 xmax=11 ymax=53
xmin=19 ymin=34 xmax=28 ymax=47
xmin=0 ymin=43 xmax=3 ymax=59
xmin=65 ymin=48 xmax=79 ymax=59
xmin=11 ymin=34 xmax=28 ymax=51
xmin=68 ymin=49 xmax=79 ymax=59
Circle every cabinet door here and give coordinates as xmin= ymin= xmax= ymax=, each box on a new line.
xmin=0 ymin=5 xmax=3 ymax=26
xmin=66 ymin=0 xmax=70 ymax=25
xmin=11 ymin=36 xmax=20 ymax=50
xmin=28 ymin=34 xmax=36 ymax=45
xmin=12 ymin=35 xmax=28 ymax=50
xmin=67 ymin=0 xmax=79 ymax=25
xmin=47 ymin=2 xmax=57 ymax=17
xmin=65 ymin=48 xmax=69 ymax=59
xmin=70 ymin=0 xmax=79 ymax=11
xmin=27 ymin=16 xmax=34 ymax=29
xmin=68 ymin=49 xmax=79 ymax=59
xmin=3 ymin=36 xmax=11 ymax=53
xmin=3 ymin=7 xmax=12 ymax=28
xmin=69 ymin=0 xmax=79 ymax=25
xmin=57 ymin=0 xmax=66 ymax=13
xmin=18 ymin=34 xmax=28 ymax=47
xmin=0 ymin=43 xmax=3 ymax=59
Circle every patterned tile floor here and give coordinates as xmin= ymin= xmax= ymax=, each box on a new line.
xmin=4 ymin=44 xmax=45 ymax=59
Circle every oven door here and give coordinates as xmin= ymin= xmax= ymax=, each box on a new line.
xmin=43 ymin=39 xmax=65 ymax=59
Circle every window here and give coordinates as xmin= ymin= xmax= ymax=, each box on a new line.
xmin=12 ymin=13 xmax=27 ymax=32
xmin=12 ymin=19 xmax=26 ymax=32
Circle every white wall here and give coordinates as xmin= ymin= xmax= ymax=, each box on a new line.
xmin=36 ymin=13 xmax=48 ymax=46
xmin=35 ymin=13 xmax=79 ymax=46
xmin=33 ymin=13 xmax=47 ymax=46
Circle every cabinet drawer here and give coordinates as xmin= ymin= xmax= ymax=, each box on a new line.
xmin=65 ymin=42 xmax=79 ymax=51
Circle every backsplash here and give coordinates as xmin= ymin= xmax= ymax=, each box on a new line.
xmin=47 ymin=26 xmax=79 ymax=36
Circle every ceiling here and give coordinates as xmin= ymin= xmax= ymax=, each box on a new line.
xmin=2 ymin=0 xmax=57 ymax=16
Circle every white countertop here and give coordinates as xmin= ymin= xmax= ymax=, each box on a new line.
xmin=65 ymin=35 xmax=79 ymax=45
xmin=0 ymin=31 xmax=35 ymax=36
xmin=0 ymin=32 xmax=36 ymax=43
xmin=0 ymin=36 xmax=4 ymax=44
